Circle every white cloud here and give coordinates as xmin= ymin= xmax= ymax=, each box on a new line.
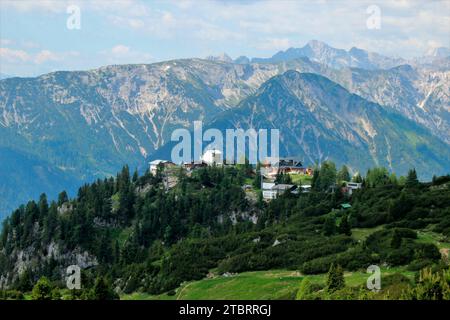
xmin=0 ymin=39 xmax=14 ymax=46
xmin=2 ymin=0 xmax=68 ymax=13
xmin=102 ymin=45 xmax=152 ymax=64
xmin=111 ymin=45 xmax=131 ymax=56
xmin=0 ymin=48 xmax=30 ymax=62
xmin=34 ymin=50 xmax=60 ymax=64
xmin=254 ymin=38 xmax=293 ymax=51
xmin=0 ymin=47 xmax=79 ymax=65
xmin=21 ymin=41 xmax=40 ymax=49
xmin=2 ymin=0 xmax=147 ymax=15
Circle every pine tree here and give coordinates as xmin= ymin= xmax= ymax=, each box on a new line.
xmin=338 ymin=213 xmax=351 ymax=236
xmin=315 ymin=161 xmax=337 ymax=191
xmin=43 ymin=203 xmax=58 ymax=244
xmin=311 ymin=166 xmax=320 ymax=191
xmin=98 ymin=230 xmax=113 ymax=263
xmin=38 ymin=194 xmax=49 ymax=217
xmin=113 ymin=240 xmax=120 ymax=263
xmin=91 ymin=276 xmax=118 ymax=300
xmin=352 ymin=172 xmax=363 ymax=183
xmin=132 ymin=169 xmax=139 ymax=183
xmin=58 ymin=191 xmax=69 ymax=206
xmin=253 ymin=162 xmax=262 ymax=189
xmin=388 ymin=192 xmax=411 ymax=221
xmin=405 ymin=168 xmax=419 ymax=188
xmin=366 ymin=167 xmax=390 ymax=187
xmin=391 ymin=229 xmax=402 ymax=248
xmin=323 ymin=216 xmax=336 ymax=236
xmin=326 ymin=263 xmax=345 ymax=292
xmin=337 ymin=165 xmax=351 ymax=183
xmin=17 ymin=268 xmax=33 ymax=292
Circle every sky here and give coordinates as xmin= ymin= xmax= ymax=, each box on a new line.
xmin=0 ymin=0 xmax=449 ymax=77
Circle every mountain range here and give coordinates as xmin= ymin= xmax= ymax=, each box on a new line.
xmin=0 ymin=40 xmax=449 ymax=219
xmin=251 ymin=40 xmax=406 ymax=69
xmin=211 ymin=71 xmax=450 ymax=175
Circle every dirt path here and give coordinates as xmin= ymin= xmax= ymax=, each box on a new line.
xmin=177 ymin=281 xmax=193 ymax=300
xmin=440 ymin=248 xmax=449 ymax=263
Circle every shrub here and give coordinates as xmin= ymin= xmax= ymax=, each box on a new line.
xmin=413 ymin=243 xmax=441 ymax=261
xmin=379 ymin=273 xmax=412 ymax=299
xmin=31 ymin=277 xmax=53 ymax=300
xmin=167 ymin=290 xmax=176 ymax=296
xmin=401 ymin=268 xmax=450 ymax=300
xmin=407 ymin=259 xmax=434 ymax=271
xmin=296 ymin=278 xmax=314 ymax=300
xmin=386 ymin=249 xmax=412 ymax=266
xmin=326 ymin=263 xmax=345 ymax=292
xmin=301 ymin=255 xmax=336 ymax=274
xmin=0 ymin=290 xmax=24 ymax=300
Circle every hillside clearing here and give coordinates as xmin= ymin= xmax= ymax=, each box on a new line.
xmin=121 ymin=267 xmax=416 ymax=300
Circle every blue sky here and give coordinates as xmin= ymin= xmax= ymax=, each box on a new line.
xmin=1 ymin=0 xmax=449 ymax=76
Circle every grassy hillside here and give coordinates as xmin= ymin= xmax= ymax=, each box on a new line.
xmin=121 ymin=221 xmax=449 ymax=300
xmin=121 ymin=266 xmax=417 ymax=300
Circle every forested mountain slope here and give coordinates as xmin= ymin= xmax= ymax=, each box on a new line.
xmin=1 ymin=163 xmax=449 ymax=299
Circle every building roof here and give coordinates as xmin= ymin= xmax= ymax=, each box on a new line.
xmin=272 ymin=184 xmax=296 ymax=191
xmin=262 ymin=182 xmax=276 ymax=189
xmin=340 ymin=203 xmax=352 ymax=209
xmin=346 ymin=182 xmax=362 ymax=187
xmin=277 ymin=158 xmax=303 ymax=168
xmin=261 ymin=157 xmax=304 ymax=169
xmin=183 ymin=160 xmax=208 ymax=168
xmin=150 ymin=159 xmax=171 ymax=165
xmin=203 ymin=149 xmax=222 ymax=155
xmin=185 ymin=160 xmax=207 ymax=165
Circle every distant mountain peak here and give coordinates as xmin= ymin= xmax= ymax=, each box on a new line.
xmin=424 ymin=46 xmax=450 ymax=58
xmin=234 ymin=56 xmax=250 ymax=64
xmin=349 ymin=46 xmax=368 ymax=57
xmin=251 ymin=40 xmax=404 ymax=70
xmin=205 ymin=53 xmax=233 ymax=63
xmin=305 ymin=39 xmax=331 ymax=50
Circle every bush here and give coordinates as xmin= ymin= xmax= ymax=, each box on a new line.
xmin=342 ymin=249 xmax=377 ymax=271
xmin=433 ymin=215 xmax=450 ymax=233
xmin=90 ymin=277 xmax=119 ymax=300
xmin=432 ymin=175 xmax=450 ymax=185
xmin=31 ymin=277 xmax=53 ymax=300
xmin=407 ymin=259 xmax=434 ymax=271
xmin=296 ymin=278 xmax=314 ymax=300
xmin=401 ymin=268 xmax=450 ymax=300
xmin=394 ymin=228 xmax=417 ymax=239
xmin=326 ymin=286 xmax=374 ymax=300
xmin=413 ymin=243 xmax=441 ymax=262
xmin=406 ymin=208 xmax=429 ymax=220
xmin=387 ymin=219 xmax=428 ymax=229
xmin=386 ymin=249 xmax=412 ymax=266
xmin=0 ymin=290 xmax=24 ymax=300
xmin=442 ymin=227 xmax=450 ymax=238
xmin=379 ymin=273 xmax=412 ymax=299
xmin=383 ymin=273 xmax=411 ymax=287
xmin=167 ymin=290 xmax=176 ymax=296
xmin=301 ymin=255 xmax=336 ymax=274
